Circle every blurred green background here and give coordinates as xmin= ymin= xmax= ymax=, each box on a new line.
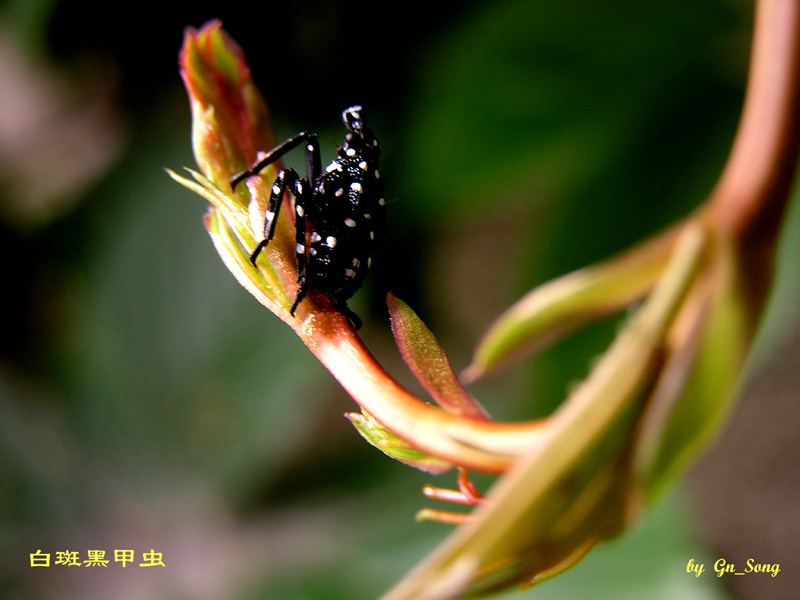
xmin=1 ymin=0 xmax=799 ymax=598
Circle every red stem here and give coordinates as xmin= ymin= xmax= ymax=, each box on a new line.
xmin=300 ymin=305 xmax=547 ymax=474
xmin=706 ymin=0 xmax=800 ymax=239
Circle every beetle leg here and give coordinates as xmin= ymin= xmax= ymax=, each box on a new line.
xmin=249 ymin=168 xmax=299 ymax=265
xmin=303 ymin=133 xmax=321 ymax=182
xmin=231 ymin=131 xmax=313 ymax=190
xmin=334 ymin=300 xmax=362 ymax=331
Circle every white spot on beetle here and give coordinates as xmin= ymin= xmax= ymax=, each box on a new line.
xmin=272 ymin=183 xmax=281 ymax=195
xmin=265 ymin=210 xmax=275 ymax=222
xmin=346 ymin=148 xmax=356 ymax=157
xmin=359 ymin=161 xmax=368 ymax=171
xmin=326 ymin=161 xmax=342 ymax=173
xmin=350 ymin=182 xmax=362 ymax=193
xmin=375 ymin=169 xmax=381 ymax=179
xmin=296 ymin=243 xmax=305 ymax=254
xmin=352 ymin=258 xmax=360 ymax=267
xmin=364 ymin=213 xmax=371 ymax=219
xmin=345 ymin=218 xmax=356 ymax=227
xmin=296 ymin=204 xmax=304 ymax=217
xmin=335 ymin=188 xmax=344 ymax=197
xmin=310 ymin=232 xmax=321 ymax=243
xmin=345 ymin=269 xmax=356 ymax=278
xmin=378 ymin=198 xmax=386 ymax=206
xmin=326 ymin=236 xmax=337 ymax=248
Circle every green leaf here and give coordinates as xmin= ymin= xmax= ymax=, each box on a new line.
xmin=631 ymin=240 xmax=748 ymax=502
xmin=346 ymin=411 xmax=453 ymax=474
xmin=465 ymin=227 xmax=680 ymax=381
xmin=388 ymin=293 xmax=488 ymax=420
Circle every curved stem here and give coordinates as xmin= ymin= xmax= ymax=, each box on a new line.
xmin=295 ymin=219 xmax=705 ymax=474
xmin=298 ymin=306 xmax=548 ymax=474
xmin=706 ymin=0 xmax=800 ymax=238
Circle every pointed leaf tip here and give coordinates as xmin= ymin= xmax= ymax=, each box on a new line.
xmin=179 ymin=20 xmax=274 ymax=185
xmin=387 ymin=293 xmax=489 ymax=420
xmin=465 ymin=227 xmax=680 ymax=381
xmin=346 ymin=411 xmax=453 ymax=474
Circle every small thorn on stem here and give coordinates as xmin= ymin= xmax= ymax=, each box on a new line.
xmin=422 ymin=468 xmax=489 ymax=506
xmin=416 ymin=508 xmax=476 ymax=525
xmin=418 ymin=468 xmax=491 ymax=525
